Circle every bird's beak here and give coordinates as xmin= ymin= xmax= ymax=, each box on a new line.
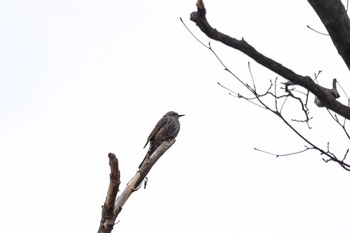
xmin=179 ymin=114 xmax=185 ymax=117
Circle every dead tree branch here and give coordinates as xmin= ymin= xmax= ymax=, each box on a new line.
xmin=97 ymin=140 xmax=176 ymax=233
xmin=184 ymin=1 xmax=350 ymax=171
xmin=98 ymin=153 xmax=121 ymax=233
xmin=189 ymin=0 xmax=350 ymax=120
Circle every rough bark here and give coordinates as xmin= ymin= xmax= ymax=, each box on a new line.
xmin=308 ymin=0 xmax=350 ymax=70
xmin=190 ymin=0 xmax=350 ymax=120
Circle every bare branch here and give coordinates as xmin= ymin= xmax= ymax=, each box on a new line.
xmin=254 ymin=147 xmax=309 ymax=157
xmin=326 ymin=109 xmax=350 ymax=140
xmin=248 ymin=62 xmax=257 ymax=90
xmin=306 ymin=25 xmax=329 ymax=36
xmin=136 ymin=140 xmax=176 ymax=187
xmin=189 ymin=0 xmax=350 ymax=120
xmin=308 ymin=0 xmax=350 ymax=70
xmin=98 ymin=153 xmax=121 ymax=233
xmin=186 ymin=0 xmax=350 ymax=171
xmin=97 ymin=140 xmax=176 ymax=233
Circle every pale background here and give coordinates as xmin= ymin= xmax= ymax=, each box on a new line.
xmin=1 ymin=0 xmax=350 ymax=232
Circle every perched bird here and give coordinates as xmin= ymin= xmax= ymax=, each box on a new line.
xmin=314 ymin=78 xmax=340 ymax=107
xmin=138 ymin=111 xmax=185 ymax=168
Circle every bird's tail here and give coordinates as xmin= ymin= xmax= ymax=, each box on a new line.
xmin=138 ymin=145 xmax=157 ymax=169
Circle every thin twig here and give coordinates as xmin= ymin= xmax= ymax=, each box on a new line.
xmin=306 ymin=25 xmax=329 ymax=36
xmin=248 ymin=62 xmax=257 ymax=90
xmin=254 ymin=147 xmax=309 ymax=157
xmin=180 ymin=17 xmax=208 ymax=48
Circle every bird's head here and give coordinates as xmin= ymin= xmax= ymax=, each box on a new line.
xmin=166 ymin=111 xmax=185 ymax=118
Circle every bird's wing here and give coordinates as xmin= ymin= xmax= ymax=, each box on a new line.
xmin=143 ymin=116 xmax=168 ymax=148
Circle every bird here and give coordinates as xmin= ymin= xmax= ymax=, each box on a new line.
xmin=314 ymin=78 xmax=340 ymax=107
xmin=138 ymin=111 xmax=185 ymax=169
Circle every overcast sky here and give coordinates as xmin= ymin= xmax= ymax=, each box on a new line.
xmin=1 ymin=0 xmax=350 ymax=233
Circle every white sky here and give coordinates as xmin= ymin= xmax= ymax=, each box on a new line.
xmin=1 ymin=0 xmax=350 ymax=232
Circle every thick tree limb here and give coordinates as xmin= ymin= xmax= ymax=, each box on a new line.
xmin=190 ymin=0 xmax=350 ymax=120
xmin=97 ymin=140 xmax=176 ymax=233
xmin=308 ymin=0 xmax=350 ymax=70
